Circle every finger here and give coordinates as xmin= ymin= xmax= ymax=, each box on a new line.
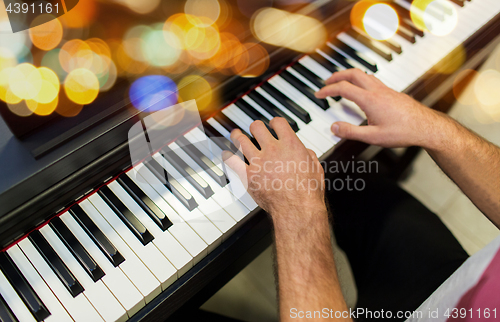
xmin=230 ymin=129 xmax=259 ymax=159
xmin=307 ymin=148 xmax=317 ymax=159
xmin=331 ymin=121 xmax=379 ymax=143
xmin=325 ymin=68 xmax=373 ymax=89
xmin=249 ymin=120 xmax=275 ymax=147
xmin=315 ymin=81 xmax=370 ymax=104
xmin=222 ymin=150 xmax=248 ymax=184
xmin=269 ymin=117 xmax=296 ymax=141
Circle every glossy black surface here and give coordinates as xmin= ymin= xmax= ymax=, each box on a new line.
xmin=176 ymin=136 xmax=228 ymax=187
xmin=247 ymin=91 xmax=300 ymax=131
xmin=49 ymin=217 xmax=105 ymax=282
xmin=144 ymin=158 xmax=198 ymax=211
xmin=0 ymin=293 xmax=18 ymax=322
xmin=280 ymin=70 xmax=330 ymax=110
xmin=69 ymin=205 xmax=125 ymax=267
xmin=260 ymin=83 xmax=311 ymax=124
xmin=0 ymin=252 xmax=49 ymax=321
xmin=29 ymin=231 xmax=84 ymax=298
xmin=117 ymin=174 xmax=173 ymax=231
xmin=98 ymin=186 xmax=154 ymax=246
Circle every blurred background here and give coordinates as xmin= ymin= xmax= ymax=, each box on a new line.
xmin=2 ymin=0 xmax=498 ymax=133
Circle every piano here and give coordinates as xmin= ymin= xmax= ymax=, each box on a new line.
xmin=1 ymin=0 xmax=500 ymax=321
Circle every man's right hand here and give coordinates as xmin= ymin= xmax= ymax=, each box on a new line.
xmin=315 ymin=68 xmax=450 ymax=150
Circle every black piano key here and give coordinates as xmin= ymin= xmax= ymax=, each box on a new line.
xmin=247 ymin=91 xmax=300 ymax=131
xmin=397 ymin=25 xmax=416 ymax=43
xmin=330 ymin=39 xmax=378 ymax=72
xmin=382 ymin=38 xmax=402 ymax=55
xmin=291 ymin=64 xmax=325 ymax=89
xmin=98 ymin=186 xmax=154 ymax=246
xmin=117 ymin=174 xmax=174 ymax=231
xmin=233 ymin=100 xmax=269 ymax=126
xmin=319 ymin=45 xmax=355 ymax=70
xmin=449 ymin=0 xmax=464 ymax=7
xmin=309 ymin=52 xmax=339 ymax=74
xmin=291 ymin=64 xmax=341 ymax=102
xmin=346 ymin=29 xmax=396 ymax=60
xmin=260 ymin=83 xmax=311 ymax=124
xmin=211 ymin=113 xmax=262 ymax=149
xmin=49 ymin=217 xmax=105 ymax=282
xmin=144 ymin=158 xmax=199 ymax=210
xmin=232 ymin=100 xmax=279 ymax=139
xmin=213 ymin=113 xmax=251 ymax=138
xmin=279 ymin=70 xmax=330 ymax=110
xmin=400 ymin=18 xmax=424 ymax=37
xmin=0 ymin=293 xmax=18 ymax=322
xmin=176 ymin=136 xmax=228 ymax=187
xmin=0 ymin=253 xmax=49 ymax=321
xmin=69 ymin=205 xmax=125 ymax=267
xmin=29 ymin=231 xmax=84 ymax=298
xmin=161 ymin=146 xmax=215 ymax=199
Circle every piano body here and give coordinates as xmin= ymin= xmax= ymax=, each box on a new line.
xmin=0 ymin=0 xmax=500 ymax=321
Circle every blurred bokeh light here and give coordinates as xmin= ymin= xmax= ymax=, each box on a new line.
xmin=0 ymin=0 xmax=324 ymax=120
xmin=185 ymin=0 xmax=221 ymax=27
xmin=29 ymin=15 xmax=63 ymax=51
xmin=251 ymin=8 xmax=326 ymax=52
xmin=129 ymin=75 xmax=178 ymax=112
xmin=410 ymin=0 xmax=458 ymax=36
xmin=474 ymin=70 xmax=500 ymax=107
xmin=64 ymin=68 xmax=99 ymax=105
xmin=178 ymin=75 xmax=212 ymax=110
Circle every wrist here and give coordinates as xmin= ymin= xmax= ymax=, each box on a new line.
xmin=271 ymin=201 xmax=329 ymax=233
xmin=419 ymin=111 xmax=459 ymax=152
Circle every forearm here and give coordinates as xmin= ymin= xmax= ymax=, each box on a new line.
xmin=273 ymin=206 xmax=350 ymax=321
xmin=424 ymin=114 xmax=500 ymax=227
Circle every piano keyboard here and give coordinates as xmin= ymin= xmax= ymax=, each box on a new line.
xmin=1 ymin=0 xmax=500 ymax=320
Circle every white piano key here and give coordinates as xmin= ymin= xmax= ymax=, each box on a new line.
xmin=107 ymin=181 xmax=193 ymax=276
xmin=169 ymin=141 xmax=250 ymax=223
xmin=79 ymin=199 xmax=161 ymax=303
xmin=152 ymin=153 xmax=237 ymax=238
xmin=317 ymin=46 xmax=398 ymax=90
xmin=18 ymin=238 xmax=104 ymax=322
xmin=135 ymin=163 xmax=223 ymax=253
xmin=256 ymin=86 xmax=341 ymax=147
xmin=239 ymin=92 xmax=326 ymax=155
xmin=270 ymin=75 xmax=363 ymax=128
xmin=88 ymin=194 xmax=177 ymax=291
xmin=221 ymin=104 xmax=253 ymax=136
xmin=127 ymin=168 xmax=207 ymax=264
xmin=7 ymin=246 xmax=73 ymax=322
xmin=0 ymin=267 xmax=37 ymax=322
xmin=39 ymin=226 xmax=127 ymax=322
xmin=183 ymin=128 xmax=259 ymax=211
xmin=241 ymin=96 xmax=275 ymax=122
xmin=336 ymin=33 xmax=416 ymax=89
xmin=206 ymin=118 xmax=231 ymax=140
xmin=299 ymin=55 xmax=333 ymax=80
xmin=59 ymin=212 xmax=145 ymax=317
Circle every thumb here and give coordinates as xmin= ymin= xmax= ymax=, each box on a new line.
xmin=222 ymin=150 xmax=248 ymax=184
xmin=331 ymin=121 xmax=376 ymax=143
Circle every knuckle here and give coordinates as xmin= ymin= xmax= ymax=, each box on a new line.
xmin=341 ymin=124 xmax=352 ymax=137
xmin=338 ymin=81 xmax=349 ymax=96
xmin=353 ymin=68 xmax=364 ymax=77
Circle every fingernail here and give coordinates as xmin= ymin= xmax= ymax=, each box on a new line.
xmin=332 ymin=124 xmax=339 ymax=135
xmin=314 ymin=91 xmax=321 ymax=98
